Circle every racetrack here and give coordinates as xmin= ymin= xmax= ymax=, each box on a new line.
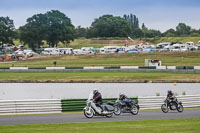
xmin=0 ymin=110 xmax=199 ymax=125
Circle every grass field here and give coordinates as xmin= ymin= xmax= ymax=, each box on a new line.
xmin=1 ymin=39 xmax=200 ymax=83
xmin=70 ymin=37 xmax=200 ymax=48
xmin=1 ymin=51 xmax=200 ymax=68
xmin=13 ymin=37 xmax=200 ymax=48
xmin=144 ymin=37 xmax=200 ymax=44
xmin=0 ymin=118 xmax=199 ymax=133
xmin=0 ymin=72 xmax=200 ymax=82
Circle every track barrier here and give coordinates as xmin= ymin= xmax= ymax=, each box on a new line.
xmin=0 ymin=95 xmax=199 ymax=115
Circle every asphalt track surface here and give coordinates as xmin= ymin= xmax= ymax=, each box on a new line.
xmin=0 ymin=110 xmax=199 ymax=125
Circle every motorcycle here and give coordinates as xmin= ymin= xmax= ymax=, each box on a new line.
xmin=83 ymin=92 xmax=115 ymax=118
xmin=113 ymin=97 xmax=139 ymax=115
xmin=161 ymin=97 xmax=184 ymax=113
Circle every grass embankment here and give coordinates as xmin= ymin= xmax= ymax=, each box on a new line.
xmin=0 ymin=72 xmax=200 ymax=82
xmin=64 ymin=37 xmax=200 ymax=49
xmin=71 ymin=37 xmax=200 ymax=48
xmin=0 ymin=51 xmax=200 ymax=68
xmin=1 ymin=51 xmax=200 ymax=82
xmin=143 ymin=37 xmax=200 ymax=44
xmin=0 ymin=118 xmax=199 ymax=133
xmin=13 ymin=37 xmax=200 ymax=49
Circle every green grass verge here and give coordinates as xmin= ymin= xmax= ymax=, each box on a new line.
xmin=0 ymin=72 xmax=200 ymax=82
xmin=0 ymin=118 xmax=199 ymax=133
xmin=0 ymin=51 xmax=200 ymax=68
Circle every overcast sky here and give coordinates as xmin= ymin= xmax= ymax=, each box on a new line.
xmin=0 ymin=0 xmax=199 ymax=32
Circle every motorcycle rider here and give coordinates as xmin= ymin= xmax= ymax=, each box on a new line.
xmin=167 ymin=90 xmax=177 ymax=105
xmin=93 ymin=89 xmax=104 ymax=112
xmin=119 ymin=93 xmax=131 ymax=108
xmin=93 ymin=89 xmax=103 ymax=105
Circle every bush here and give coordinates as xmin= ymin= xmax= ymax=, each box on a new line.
xmin=182 ymin=91 xmax=186 ymax=95
xmin=156 ymin=92 xmax=160 ymax=96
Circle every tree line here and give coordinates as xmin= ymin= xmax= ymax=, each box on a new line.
xmin=0 ymin=10 xmax=200 ymax=50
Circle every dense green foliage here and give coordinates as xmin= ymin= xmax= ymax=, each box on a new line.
xmin=74 ymin=26 xmax=88 ymax=38
xmin=0 ymin=17 xmax=16 ymax=46
xmin=74 ymin=14 xmax=200 ymax=39
xmin=19 ymin=10 xmax=75 ymax=50
xmin=88 ymin=15 xmax=131 ymax=37
xmin=123 ymin=14 xmax=143 ymax=38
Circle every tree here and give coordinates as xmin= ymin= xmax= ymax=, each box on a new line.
xmin=123 ymin=14 xmax=140 ymax=37
xmin=141 ymin=23 xmax=149 ymax=38
xmin=190 ymin=29 xmax=200 ymax=37
xmin=163 ymin=28 xmax=176 ymax=37
xmin=74 ymin=26 xmax=87 ymax=38
xmin=176 ymin=23 xmax=191 ymax=36
xmin=0 ymin=16 xmax=15 ymax=46
xmin=89 ymin=15 xmax=131 ymax=37
xmin=19 ymin=13 xmax=48 ymax=51
xmin=45 ymin=10 xmax=75 ymax=47
xmin=19 ymin=10 xmax=75 ymax=50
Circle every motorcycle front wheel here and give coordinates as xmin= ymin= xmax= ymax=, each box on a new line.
xmin=161 ymin=104 xmax=169 ymax=113
xmin=130 ymin=105 xmax=139 ymax=115
xmin=177 ymin=104 xmax=184 ymax=112
xmin=114 ymin=106 xmax=121 ymax=115
xmin=84 ymin=107 xmax=94 ymax=118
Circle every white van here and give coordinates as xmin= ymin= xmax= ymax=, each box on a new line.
xmin=42 ymin=48 xmax=60 ymax=55
xmin=58 ymin=48 xmax=73 ymax=55
xmin=104 ymin=46 xmax=119 ymax=54
xmin=81 ymin=47 xmax=94 ymax=54
xmin=170 ymin=44 xmax=181 ymax=52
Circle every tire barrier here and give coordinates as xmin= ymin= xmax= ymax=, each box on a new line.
xmin=138 ymin=94 xmax=200 ymax=110
xmin=61 ymin=98 xmax=138 ymax=112
xmin=1 ymin=66 xmax=200 ymax=73
xmin=0 ymin=99 xmax=61 ymax=115
xmin=0 ymin=66 xmax=200 ymax=70
xmin=0 ymin=95 xmax=199 ymax=115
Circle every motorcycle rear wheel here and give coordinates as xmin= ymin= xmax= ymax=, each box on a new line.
xmin=177 ymin=104 xmax=184 ymax=112
xmin=161 ymin=104 xmax=169 ymax=113
xmin=130 ymin=105 xmax=138 ymax=115
xmin=84 ymin=108 xmax=94 ymax=118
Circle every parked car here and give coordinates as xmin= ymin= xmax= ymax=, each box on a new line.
xmin=142 ymin=48 xmax=155 ymax=53
xmin=127 ymin=49 xmax=138 ymax=53
xmin=104 ymin=46 xmax=119 ymax=54
xmin=159 ymin=47 xmax=170 ymax=52
xmin=0 ymin=51 xmax=5 ymax=55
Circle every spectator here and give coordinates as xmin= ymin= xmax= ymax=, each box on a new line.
xmin=53 ymin=61 xmax=57 ymax=66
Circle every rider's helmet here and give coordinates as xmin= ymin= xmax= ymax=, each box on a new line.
xmin=168 ymin=90 xmax=172 ymax=95
xmin=119 ymin=93 xmax=126 ymax=100
xmin=93 ymin=89 xmax=98 ymax=95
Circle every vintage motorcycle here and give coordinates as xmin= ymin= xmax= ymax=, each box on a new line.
xmin=113 ymin=97 xmax=139 ymax=115
xmin=83 ymin=91 xmax=115 ymax=118
xmin=161 ymin=97 xmax=184 ymax=113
